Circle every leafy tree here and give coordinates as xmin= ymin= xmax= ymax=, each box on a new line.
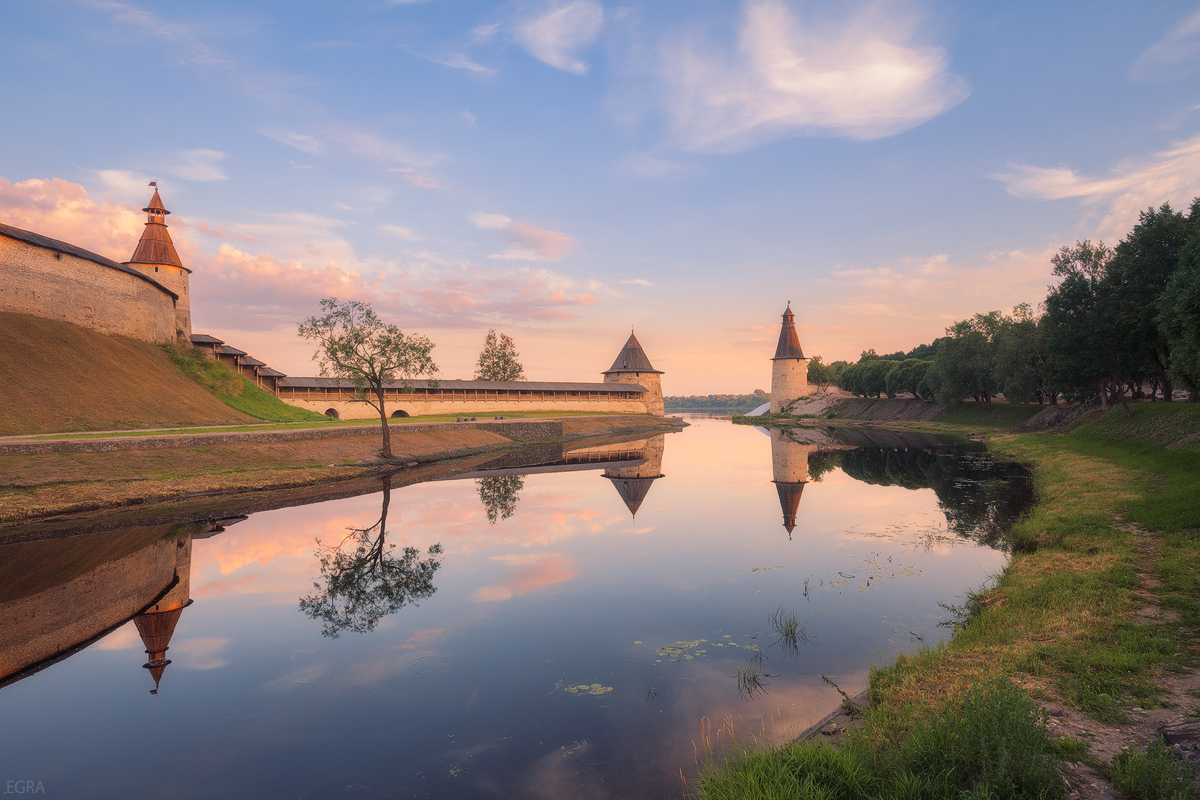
xmin=477 ymin=475 xmax=524 ymax=524
xmin=299 ymin=298 xmax=438 ymax=458
xmin=927 ymin=312 xmax=1003 ymax=408
xmin=807 ymin=355 xmax=837 ymax=392
xmin=1157 ymin=223 xmax=1200 ymax=399
xmin=993 ymin=304 xmax=1056 ymax=404
xmin=1044 ymin=270 xmax=1115 ymax=404
xmin=474 ymin=330 xmax=525 ymax=381
xmin=1103 ymin=203 xmax=1192 ymax=400
xmin=299 ymin=482 xmax=443 ymax=638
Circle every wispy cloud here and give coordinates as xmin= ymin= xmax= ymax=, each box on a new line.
xmin=616 ymin=152 xmax=692 ymax=179
xmin=82 ymin=0 xmax=306 ymax=105
xmin=168 ymin=148 xmax=229 ymax=182
xmin=514 ymin=0 xmax=604 ymax=75
xmin=1130 ymin=8 xmax=1200 ymax=82
xmin=650 ymin=0 xmax=969 ymax=153
xmin=469 ymin=212 xmax=576 ymax=261
xmin=380 ymin=223 xmax=419 ymax=241
xmin=405 ymin=48 xmax=496 ymax=76
xmin=620 ymin=277 xmax=654 ymax=287
xmin=387 ymin=167 xmax=443 ymax=190
xmin=991 ymin=133 xmax=1200 ymax=236
xmin=263 ymin=129 xmax=324 ymax=155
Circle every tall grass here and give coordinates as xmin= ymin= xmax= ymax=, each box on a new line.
xmin=698 ymin=678 xmax=1063 ymax=799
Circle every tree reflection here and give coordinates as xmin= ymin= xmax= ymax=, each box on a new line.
xmin=824 ymin=447 xmax=1035 ymax=548
xmin=300 ymin=483 xmax=443 ymax=638
xmin=477 ymin=474 xmax=524 ymax=524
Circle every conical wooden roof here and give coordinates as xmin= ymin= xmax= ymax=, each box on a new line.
xmin=127 ymin=188 xmax=186 ymax=270
xmin=605 ymin=476 xmax=660 ymax=517
xmin=772 ymin=304 xmax=805 ymax=360
xmin=774 ymin=480 xmax=806 ymax=536
xmin=135 ymin=606 xmax=185 ymax=693
xmin=603 ymin=332 xmax=662 ymax=374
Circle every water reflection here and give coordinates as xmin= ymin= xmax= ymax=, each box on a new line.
xmin=0 ymin=522 xmax=199 ymax=694
xmin=0 ymin=421 xmax=1036 ymax=799
xmin=300 ymin=480 xmax=445 ymax=638
xmin=476 ymin=475 xmax=524 ymax=524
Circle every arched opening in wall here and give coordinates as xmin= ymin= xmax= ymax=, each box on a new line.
xmin=391 ymin=410 xmax=411 ymax=418
xmin=324 ymin=408 xmax=340 ymax=419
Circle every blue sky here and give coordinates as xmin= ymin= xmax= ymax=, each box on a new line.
xmin=3 ymin=0 xmax=1200 ymax=393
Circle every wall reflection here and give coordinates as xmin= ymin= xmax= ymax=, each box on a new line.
xmin=0 ymin=522 xmax=198 ymax=694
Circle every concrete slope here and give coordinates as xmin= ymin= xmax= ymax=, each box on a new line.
xmin=0 ymin=312 xmax=254 ymax=435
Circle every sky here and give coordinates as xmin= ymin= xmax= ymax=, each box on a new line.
xmin=2 ymin=0 xmax=1200 ymax=394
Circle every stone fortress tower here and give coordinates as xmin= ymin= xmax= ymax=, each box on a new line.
xmin=769 ymin=303 xmax=809 ymax=413
xmin=770 ymin=429 xmax=813 ymax=538
xmin=602 ymin=331 xmax=665 ymax=415
xmin=602 ymin=434 xmax=666 ymax=518
xmin=124 ymin=185 xmax=191 ymax=339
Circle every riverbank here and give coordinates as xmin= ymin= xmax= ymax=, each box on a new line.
xmin=0 ymin=414 xmax=683 ymax=529
xmin=702 ymin=402 xmax=1200 ymax=799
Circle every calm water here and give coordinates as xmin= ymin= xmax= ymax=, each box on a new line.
xmin=0 ymin=418 xmax=1032 ymax=799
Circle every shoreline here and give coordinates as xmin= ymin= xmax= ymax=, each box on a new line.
xmin=701 ymin=404 xmax=1200 ymax=798
xmin=0 ymin=414 xmax=685 ymax=531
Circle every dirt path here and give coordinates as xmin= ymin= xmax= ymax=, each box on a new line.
xmin=1045 ymin=525 xmax=1200 ymax=798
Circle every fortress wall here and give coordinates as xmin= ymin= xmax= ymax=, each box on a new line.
xmin=0 ymin=236 xmax=177 ymax=344
xmin=0 ymin=529 xmax=187 ymax=682
xmin=281 ymin=393 xmax=658 ymax=419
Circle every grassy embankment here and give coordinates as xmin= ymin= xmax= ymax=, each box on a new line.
xmin=701 ymin=401 xmax=1200 ymax=799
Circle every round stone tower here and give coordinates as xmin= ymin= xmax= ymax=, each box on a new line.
xmin=769 ymin=303 xmax=809 ymax=413
xmin=602 ymin=331 xmax=665 ymax=416
xmin=125 ymin=185 xmax=191 ymax=339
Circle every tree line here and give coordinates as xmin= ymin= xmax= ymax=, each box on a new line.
xmin=664 ymin=390 xmax=770 ymax=412
xmin=834 ymin=200 xmax=1200 ymax=406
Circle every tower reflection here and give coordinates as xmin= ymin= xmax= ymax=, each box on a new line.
xmin=769 ymin=428 xmax=816 ymax=538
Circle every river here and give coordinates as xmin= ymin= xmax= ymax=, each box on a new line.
xmin=0 ymin=416 xmax=1033 ymax=798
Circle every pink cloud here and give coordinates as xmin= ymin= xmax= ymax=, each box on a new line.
xmin=469 ymin=212 xmax=577 ymax=261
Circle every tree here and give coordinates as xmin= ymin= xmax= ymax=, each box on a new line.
xmin=928 ymin=312 xmax=1003 ymax=408
xmin=1157 ymin=220 xmax=1200 ymax=399
xmin=299 ymin=481 xmax=443 ymax=638
xmin=474 ymin=330 xmax=525 ymax=381
xmin=993 ymin=304 xmax=1056 ymax=405
xmin=807 ymin=356 xmax=837 ymax=392
xmin=298 ymin=298 xmax=438 ymax=458
xmin=1103 ymin=204 xmax=1192 ymax=400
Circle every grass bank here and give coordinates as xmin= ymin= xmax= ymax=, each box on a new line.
xmin=699 ymin=403 xmax=1200 ymax=798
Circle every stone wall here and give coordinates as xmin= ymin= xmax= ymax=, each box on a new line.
xmin=283 ymin=393 xmax=658 ymax=420
xmin=0 ymin=235 xmax=178 ymax=344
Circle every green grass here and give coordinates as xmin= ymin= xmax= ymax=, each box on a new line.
xmin=934 ymin=402 xmax=1046 ymax=429
xmin=702 ymin=403 xmax=1200 ymax=798
xmin=1111 ymin=737 xmax=1198 ymax=800
xmin=163 ymin=344 xmax=328 ymax=423
xmin=699 ymin=678 xmax=1064 ymax=799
